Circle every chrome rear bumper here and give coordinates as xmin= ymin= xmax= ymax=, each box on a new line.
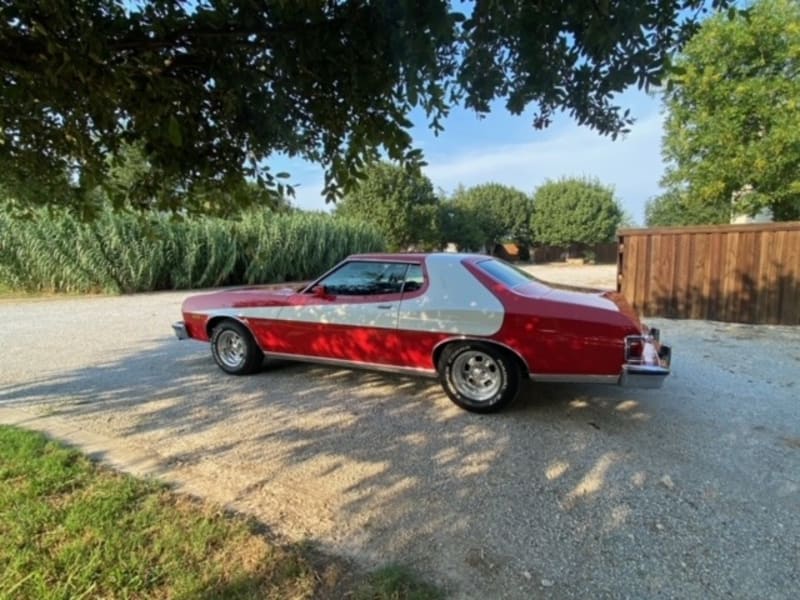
xmin=620 ymin=364 xmax=670 ymax=388
xmin=620 ymin=344 xmax=671 ymax=388
xmin=172 ymin=321 xmax=189 ymax=340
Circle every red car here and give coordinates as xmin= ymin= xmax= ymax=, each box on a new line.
xmin=173 ymin=253 xmax=670 ymax=413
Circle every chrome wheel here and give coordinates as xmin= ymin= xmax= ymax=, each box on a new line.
xmin=451 ymin=350 xmax=503 ymax=402
xmin=216 ymin=329 xmax=246 ymax=369
xmin=210 ymin=320 xmax=263 ymax=375
xmin=438 ymin=342 xmax=520 ymax=413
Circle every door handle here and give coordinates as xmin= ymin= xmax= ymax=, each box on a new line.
xmin=377 ymin=304 xmax=393 ymax=309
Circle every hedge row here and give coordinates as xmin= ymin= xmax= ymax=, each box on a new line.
xmin=0 ymin=210 xmax=385 ymax=293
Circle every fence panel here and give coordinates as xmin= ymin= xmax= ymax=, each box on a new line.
xmin=617 ymin=222 xmax=800 ymax=325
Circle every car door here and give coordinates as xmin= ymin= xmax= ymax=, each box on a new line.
xmin=269 ymin=260 xmax=409 ymax=364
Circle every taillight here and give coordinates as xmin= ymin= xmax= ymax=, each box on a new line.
xmin=625 ymin=338 xmax=644 ymax=362
xmin=625 ymin=335 xmax=661 ymax=366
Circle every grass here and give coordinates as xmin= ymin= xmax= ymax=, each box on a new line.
xmin=0 ymin=286 xmax=104 ymax=302
xmin=0 ymin=281 xmax=24 ymax=299
xmin=354 ymin=565 xmax=443 ymax=600
xmin=0 ymin=426 xmax=442 ymax=599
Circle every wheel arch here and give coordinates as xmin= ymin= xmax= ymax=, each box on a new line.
xmin=432 ymin=337 xmax=530 ymax=377
xmin=206 ymin=315 xmax=260 ymax=347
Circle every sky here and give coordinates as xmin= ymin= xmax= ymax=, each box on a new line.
xmin=273 ymin=89 xmax=666 ymax=227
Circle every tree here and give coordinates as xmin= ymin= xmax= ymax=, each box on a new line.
xmin=644 ymin=189 xmax=729 ymax=227
xmin=618 ymin=209 xmax=638 ymax=229
xmin=24 ymin=142 xmax=293 ymax=219
xmin=661 ymin=0 xmax=800 ymax=223
xmin=450 ymin=183 xmax=533 ymax=249
xmin=114 ymin=142 xmax=291 ymax=213
xmin=531 ymin=177 xmax=622 ymax=245
xmin=334 ymin=162 xmax=438 ymax=251
xmin=0 ymin=0 xmax=732 ymax=215
xmin=437 ymin=200 xmax=485 ymax=251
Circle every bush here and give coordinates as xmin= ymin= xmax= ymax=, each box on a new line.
xmin=531 ymin=177 xmax=623 ymax=246
xmin=0 ymin=209 xmax=385 ymax=293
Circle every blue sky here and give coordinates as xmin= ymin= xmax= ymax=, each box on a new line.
xmin=277 ymin=87 xmax=665 ymax=226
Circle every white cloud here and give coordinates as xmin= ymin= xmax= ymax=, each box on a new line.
xmin=424 ymin=111 xmax=666 ymax=225
xmin=289 ymin=111 xmax=667 ymax=224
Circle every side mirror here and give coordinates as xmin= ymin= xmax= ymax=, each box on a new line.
xmin=313 ymin=284 xmax=329 ymax=298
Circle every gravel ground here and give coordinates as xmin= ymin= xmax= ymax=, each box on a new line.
xmin=521 ymin=263 xmax=619 ymax=290
xmin=1 ymin=267 xmax=798 ymax=599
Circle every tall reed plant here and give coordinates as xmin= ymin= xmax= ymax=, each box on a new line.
xmin=0 ymin=209 xmax=385 ymax=294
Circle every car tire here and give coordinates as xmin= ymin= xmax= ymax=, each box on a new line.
xmin=437 ymin=342 xmax=520 ymax=413
xmin=210 ymin=320 xmax=263 ymax=375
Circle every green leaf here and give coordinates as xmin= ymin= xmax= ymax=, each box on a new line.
xmin=167 ymin=116 xmax=182 ymax=148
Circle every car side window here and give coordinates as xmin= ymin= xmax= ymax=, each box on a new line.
xmin=402 ymin=264 xmax=424 ymax=293
xmin=318 ymin=261 xmax=409 ymax=296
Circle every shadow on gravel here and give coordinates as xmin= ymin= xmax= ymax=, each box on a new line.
xmin=0 ymin=335 xmax=672 ymax=596
xmin=3 ymin=308 xmax=799 ymax=599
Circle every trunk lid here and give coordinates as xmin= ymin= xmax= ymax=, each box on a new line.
xmin=541 ymin=287 xmax=644 ymax=331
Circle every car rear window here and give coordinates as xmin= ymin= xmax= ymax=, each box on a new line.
xmin=477 ymin=259 xmax=538 ymax=288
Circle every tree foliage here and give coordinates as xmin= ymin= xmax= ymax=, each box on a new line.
xmin=335 ymin=162 xmax=438 ymax=251
xmin=661 ymin=0 xmax=800 ymax=222
xmin=95 ymin=143 xmax=292 ymax=217
xmin=531 ymin=177 xmax=623 ymax=245
xmin=644 ymin=189 xmax=729 ymax=227
xmin=0 ymin=0 xmax=732 ymax=215
xmin=449 ymin=183 xmax=533 ymax=248
xmin=437 ymin=200 xmax=485 ymax=252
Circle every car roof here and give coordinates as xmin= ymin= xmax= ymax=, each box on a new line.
xmin=348 ymin=252 xmax=489 ymax=263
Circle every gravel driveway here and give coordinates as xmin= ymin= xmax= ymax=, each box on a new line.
xmin=1 ymin=268 xmax=798 ymax=599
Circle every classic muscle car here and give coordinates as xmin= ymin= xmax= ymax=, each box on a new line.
xmin=173 ymin=253 xmax=670 ymax=413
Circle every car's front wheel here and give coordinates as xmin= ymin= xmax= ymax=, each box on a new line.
xmin=437 ymin=342 xmax=520 ymax=413
xmin=210 ymin=320 xmax=263 ymax=375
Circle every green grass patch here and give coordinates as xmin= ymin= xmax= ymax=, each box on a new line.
xmin=354 ymin=564 xmax=444 ymax=600
xmin=0 ymin=426 xmax=440 ymax=599
xmin=0 ymin=280 xmax=34 ymax=299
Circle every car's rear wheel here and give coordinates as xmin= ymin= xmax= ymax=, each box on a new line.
xmin=437 ymin=342 xmax=520 ymax=413
xmin=210 ymin=320 xmax=263 ymax=375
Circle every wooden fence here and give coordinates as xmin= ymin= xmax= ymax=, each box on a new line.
xmin=617 ymin=222 xmax=800 ymax=325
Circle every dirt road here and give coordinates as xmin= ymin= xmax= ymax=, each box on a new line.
xmin=1 ymin=275 xmax=798 ymax=598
